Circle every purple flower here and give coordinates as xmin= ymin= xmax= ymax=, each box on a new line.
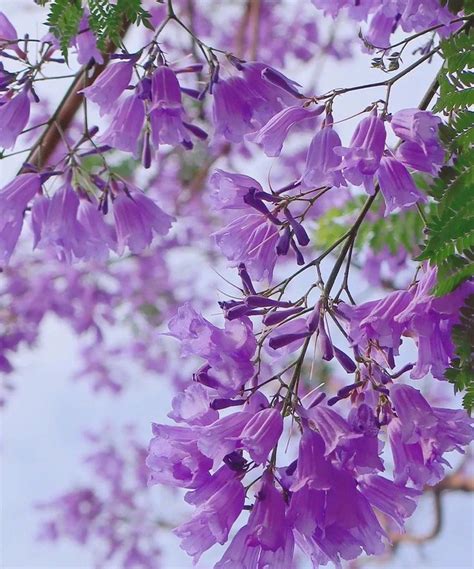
xmin=365 ymin=7 xmax=397 ymax=49
xmin=210 ymin=169 xmax=263 ymax=211
xmin=242 ymin=61 xmax=302 ymax=125
xmin=82 ymin=60 xmax=134 ymax=116
xmin=0 ymin=174 xmax=40 ymax=263
xmin=168 ymin=383 xmax=218 ymax=426
xmin=377 ymin=154 xmax=427 ymax=215
xmin=391 ymin=108 xmax=441 ymax=151
xmin=77 ymin=198 xmax=116 ymax=261
xmin=358 ymin=474 xmax=420 ymax=529
xmin=214 ymin=212 xmax=280 ymax=282
xmin=341 ymin=289 xmax=412 ymax=357
xmin=146 ymin=423 xmax=212 ymax=489
xmin=0 ymin=11 xmax=24 ymax=57
xmin=174 ymin=466 xmax=245 ymax=562
xmin=394 ymin=266 xmax=473 ymax=380
xmin=396 ymin=140 xmax=444 ymax=175
xmin=336 ymin=113 xmax=386 ymax=194
xmin=0 ymin=89 xmax=30 ymax=149
xmin=149 ymin=66 xmax=192 ymax=148
xmin=215 ymin=472 xmax=294 ymax=568
xmin=246 ymin=105 xmax=323 ymax=157
xmin=112 ymin=187 xmax=174 ymax=255
xmin=31 ymin=185 xmax=88 ymax=263
xmin=308 ymin=405 xmax=357 ymax=456
xmin=75 ymin=16 xmax=103 ymax=65
xmin=288 ymin=428 xmax=387 ymax=565
xmin=212 ymin=62 xmax=300 ymax=143
xmin=167 ymin=303 xmax=256 ymax=396
xmin=198 ymin=411 xmax=253 ymax=464
xmin=0 ymin=11 xmax=17 ymax=44
xmin=388 ymin=384 xmax=474 ymax=487
xmin=302 ymin=124 xmax=346 ymax=188
xmin=97 ymin=94 xmax=145 ymax=154
xmin=239 ymin=407 xmax=283 ymax=464
xmin=212 ymin=76 xmax=255 ymax=142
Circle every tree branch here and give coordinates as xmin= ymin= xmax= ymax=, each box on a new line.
xmin=20 ymin=23 xmax=130 ymax=173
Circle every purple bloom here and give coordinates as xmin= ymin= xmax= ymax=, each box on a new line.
xmin=377 ymin=154 xmax=427 ymax=215
xmin=77 ymin=198 xmax=116 ymax=261
xmin=97 ymin=94 xmax=145 ymax=154
xmin=396 ymin=140 xmax=444 ymax=175
xmin=214 ymin=212 xmax=279 ymax=282
xmin=246 ymin=105 xmax=323 ymax=157
xmin=212 ymin=62 xmax=300 ymax=143
xmin=215 ymin=472 xmax=294 ymax=568
xmin=0 ymin=11 xmax=24 ymax=57
xmin=0 ymin=11 xmax=17 ymax=44
xmin=168 ymin=303 xmax=256 ymax=396
xmin=288 ymin=428 xmax=387 ymax=565
xmin=212 ymin=76 xmax=255 ymax=142
xmin=336 ymin=113 xmax=386 ymax=193
xmin=358 ymin=474 xmax=420 ymax=529
xmin=168 ymin=383 xmax=218 ymax=426
xmin=82 ymin=60 xmax=134 ymax=116
xmin=210 ymin=169 xmax=263 ymax=211
xmin=239 ymin=407 xmax=283 ymax=464
xmin=388 ymin=384 xmax=474 ymax=487
xmin=341 ymin=289 xmax=413 ymax=357
xmin=146 ymin=423 xmax=212 ymax=489
xmin=32 ymin=183 xmax=97 ymax=263
xmin=149 ymin=66 xmax=192 ymax=148
xmin=291 ymin=429 xmax=335 ymax=492
xmin=395 ymin=266 xmax=473 ymax=380
xmin=365 ymin=7 xmax=397 ymax=49
xmin=198 ymin=411 xmax=253 ymax=464
xmin=308 ymin=405 xmax=357 ymax=456
xmin=75 ymin=16 xmax=103 ymax=65
xmin=174 ymin=466 xmax=245 ymax=562
xmin=243 ymin=62 xmax=302 ymax=123
xmin=112 ymin=187 xmax=174 ymax=255
xmin=0 ymin=89 xmax=30 ymax=149
xmin=302 ymin=125 xmax=346 ymax=188
xmin=391 ymin=108 xmax=441 ymax=151
xmin=0 ymin=174 xmax=40 ymax=263
xmin=31 ymin=185 xmax=88 ymax=263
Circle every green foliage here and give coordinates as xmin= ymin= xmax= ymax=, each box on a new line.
xmin=314 ymin=195 xmax=426 ymax=258
xmin=44 ymin=0 xmax=152 ymax=61
xmin=46 ymin=0 xmax=84 ymax=62
xmin=434 ymin=28 xmax=474 ymax=112
xmin=417 ymin=23 xmax=474 ymax=410
xmin=444 ymin=294 xmax=474 ymax=412
xmin=88 ymin=0 xmax=152 ymax=51
xmin=418 ymin=24 xmax=474 ymax=299
xmin=440 ymin=0 xmax=474 ymax=14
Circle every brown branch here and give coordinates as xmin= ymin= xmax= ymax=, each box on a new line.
xmin=21 ymin=23 xmax=130 ymax=173
xmin=249 ymin=0 xmax=261 ymax=60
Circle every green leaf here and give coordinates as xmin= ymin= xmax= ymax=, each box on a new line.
xmin=419 ymin=25 xmax=474 ymax=296
xmin=87 ymin=0 xmax=152 ymax=51
xmin=46 ymin=0 xmax=84 ymax=63
xmin=444 ymin=294 xmax=474 ymax=412
xmin=44 ymin=0 xmax=153 ymax=59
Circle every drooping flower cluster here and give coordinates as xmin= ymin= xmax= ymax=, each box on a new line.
xmin=146 ymin=257 xmax=473 ymax=567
